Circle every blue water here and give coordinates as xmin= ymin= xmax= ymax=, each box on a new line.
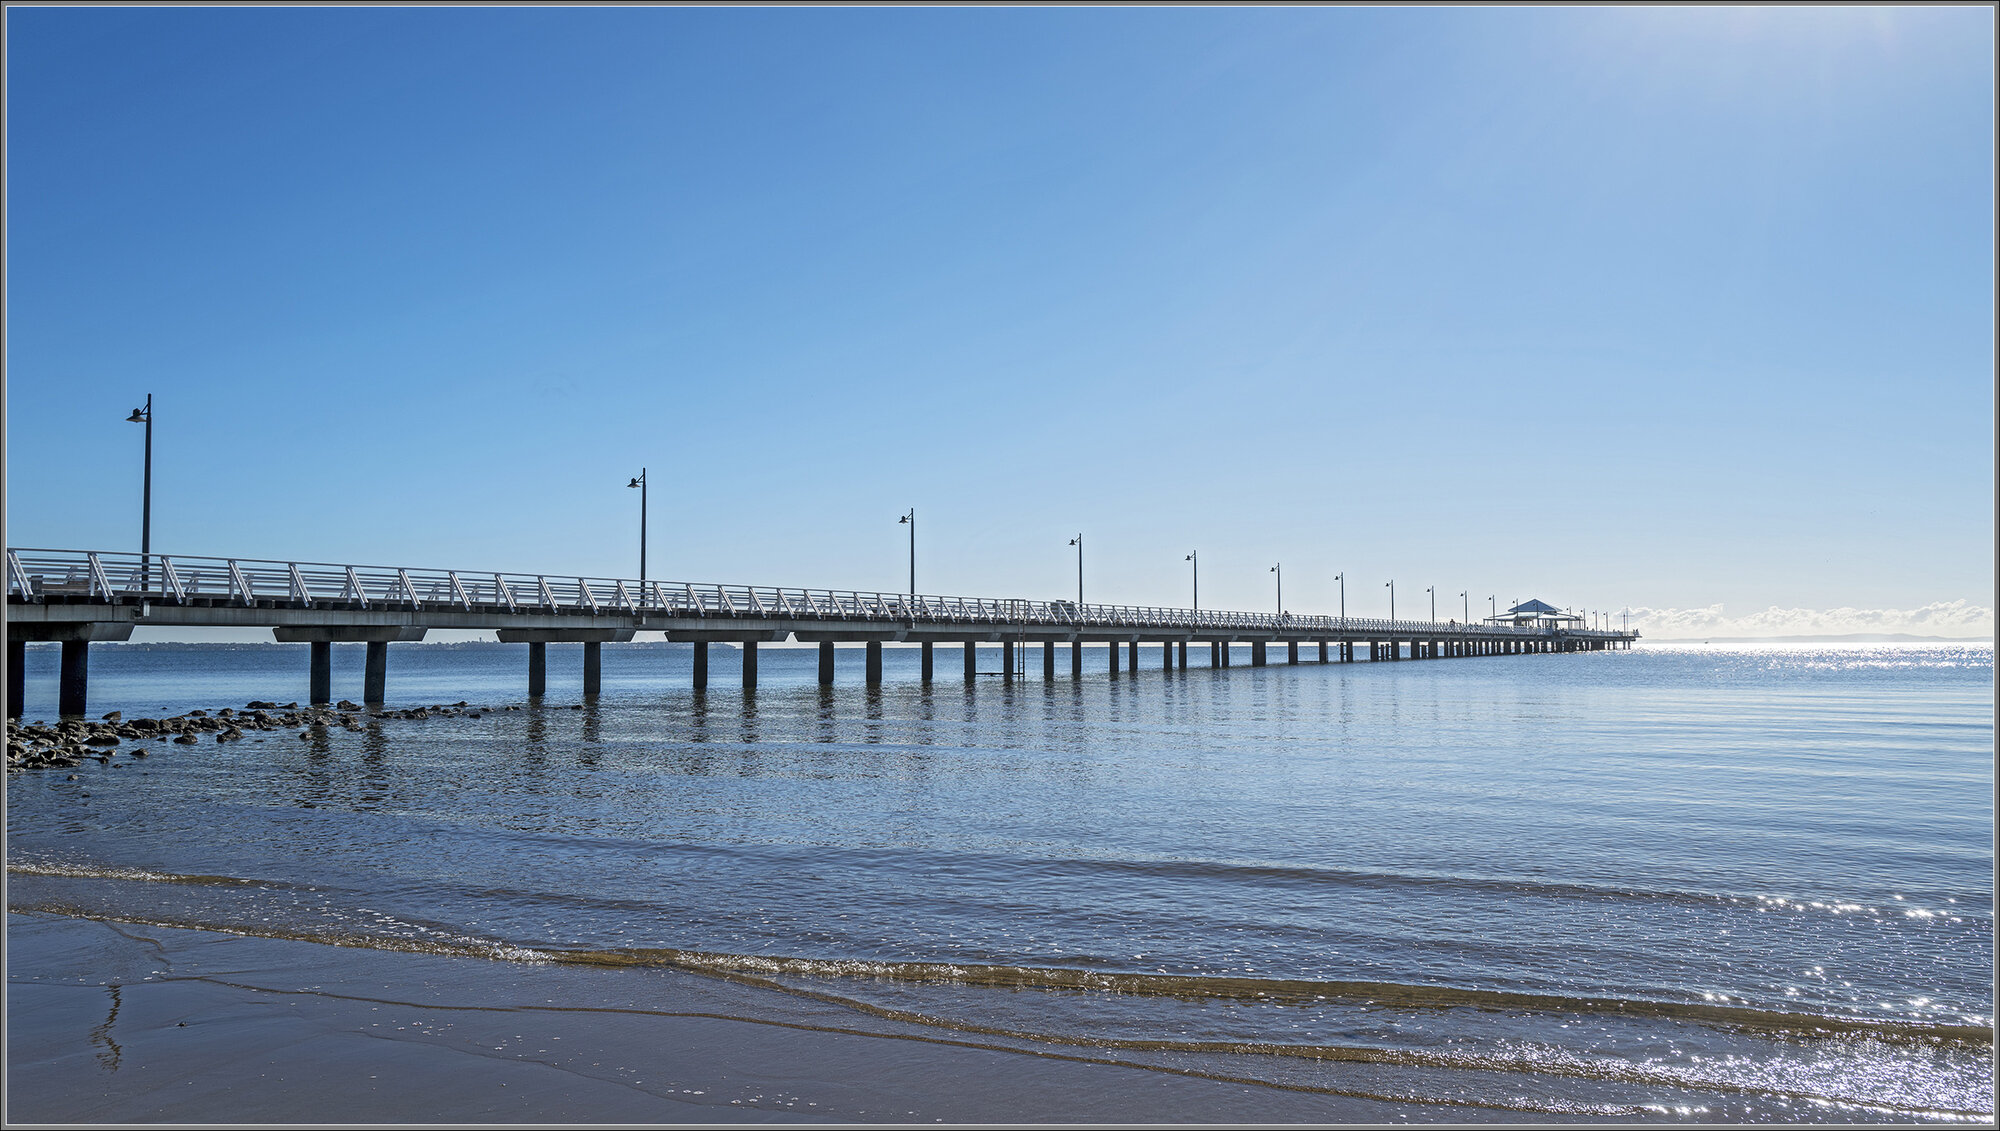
xmin=7 ymin=641 xmax=1993 ymax=1120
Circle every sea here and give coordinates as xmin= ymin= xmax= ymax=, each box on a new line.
xmin=6 ymin=639 xmax=1993 ymax=1121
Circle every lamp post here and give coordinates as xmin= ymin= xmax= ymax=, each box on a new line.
xmin=898 ymin=510 xmax=915 ymax=603
xmin=1426 ymin=585 xmax=1435 ymax=623
xmin=1186 ymin=551 xmax=1198 ymax=612
xmin=1069 ymin=534 xmax=1083 ymax=606
xmin=1335 ymin=572 xmax=1345 ymax=624
xmin=126 ymin=395 xmax=152 ymax=593
xmin=1271 ymin=563 xmax=1282 ymax=618
xmin=1460 ymin=590 xmax=1468 ymax=623
xmin=1386 ymin=580 xmax=1395 ymax=622
xmin=626 ymin=469 xmax=647 ymax=603
xmin=1489 ymin=595 xmax=1497 ymax=620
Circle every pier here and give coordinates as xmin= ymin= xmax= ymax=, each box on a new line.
xmin=6 ymin=548 xmax=1637 ymax=716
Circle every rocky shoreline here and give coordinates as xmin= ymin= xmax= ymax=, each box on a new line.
xmin=5 ymin=700 xmax=505 ymax=772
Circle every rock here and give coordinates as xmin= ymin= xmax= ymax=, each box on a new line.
xmin=173 ymin=735 xmax=199 ymax=745
xmin=188 ymin=710 xmax=207 ymax=718
xmin=247 ymin=701 xmax=276 ymax=710
xmin=101 ymin=710 xmax=122 ymax=723
xmin=336 ymin=700 xmax=361 ymax=711
xmin=84 ymin=735 xmax=120 ymax=747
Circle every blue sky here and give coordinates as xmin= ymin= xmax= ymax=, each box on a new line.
xmin=6 ymin=6 xmax=1993 ymax=631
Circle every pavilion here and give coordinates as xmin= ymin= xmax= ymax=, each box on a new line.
xmin=1485 ymin=598 xmax=1583 ymax=630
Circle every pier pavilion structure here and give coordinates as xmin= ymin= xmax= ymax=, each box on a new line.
xmin=7 ymin=548 xmax=1637 ymax=717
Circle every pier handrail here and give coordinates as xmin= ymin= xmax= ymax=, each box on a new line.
xmin=5 ymin=548 xmax=1638 ymax=639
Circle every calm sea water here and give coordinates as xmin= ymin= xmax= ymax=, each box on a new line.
xmin=7 ymin=641 xmax=1993 ymax=1120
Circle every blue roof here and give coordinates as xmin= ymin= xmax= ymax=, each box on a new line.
xmin=1509 ymin=599 xmax=1561 ymax=615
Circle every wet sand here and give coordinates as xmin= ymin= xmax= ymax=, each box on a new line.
xmin=6 ymin=910 xmax=1524 ymax=1125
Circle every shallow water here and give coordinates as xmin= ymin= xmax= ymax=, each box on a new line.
xmin=7 ymin=641 xmax=1993 ymax=1120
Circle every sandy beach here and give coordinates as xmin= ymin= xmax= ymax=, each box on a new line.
xmin=6 ymin=909 xmax=1515 ymax=1126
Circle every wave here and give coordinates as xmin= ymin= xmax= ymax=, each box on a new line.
xmin=10 ymin=902 xmax=1988 ymax=1120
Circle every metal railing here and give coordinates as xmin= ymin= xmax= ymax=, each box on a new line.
xmin=6 ymin=548 xmax=1636 ymax=639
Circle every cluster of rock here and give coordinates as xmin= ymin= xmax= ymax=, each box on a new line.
xmin=5 ymin=700 xmax=503 ymax=772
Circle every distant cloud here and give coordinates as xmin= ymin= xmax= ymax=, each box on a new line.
xmin=1625 ymin=600 xmax=1994 ymax=640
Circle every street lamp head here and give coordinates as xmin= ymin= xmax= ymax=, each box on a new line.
xmin=898 ymin=514 xmax=909 ymax=524
xmin=627 ymin=477 xmax=641 ymax=489
xmin=1185 ymin=553 xmax=1195 ymax=561
xmin=1070 ymin=537 xmax=1079 ymax=546
xmin=126 ymin=408 xmax=147 ymax=423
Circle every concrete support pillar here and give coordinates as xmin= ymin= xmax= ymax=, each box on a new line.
xmin=8 ymin=638 xmax=24 ymax=718
xmin=1128 ymin=640 xmax=1139 ymax=672
xmin=1108 ymin=641 xmax=1121 ymax=674
xmin=1163 ymin=641 xmax=1173 ymax=671
xmin=921 ymin=641 xmax=933 ymax=683
xmin=1177 ymin=640 xmax=1187 ymax=670
xmin=867 ymin=641 xmax=883 ymax=685
xmin=1044 ymin=640 xmax=1056 ymax=680
xmin=527 ymin=641 xmax=546 ymax=698
xmin=1319 ymin=640 xmax=1329 ymax=663
xmin=1222 ymin=642 xmax=1232 ymax=667
xmin=964 ymin=642 xmax=978 ymax=682
xmin=366 ymin=641 xmax=389 ymax=704
xmin=693 ymin=642 xmax=708 ymax=690
xmin=1210 ymin=641 xmax=1221 ymax=667
xmin=742 ymin=641 xmax=758 ymax=689
xmin=310 ymin=641 xmax=332 ymax=705
xmin=1252 ymin=642 xmax=1267 ymax=666
xmin=1003 ymin=640 xmax=1015 ymax=680
xmin=584 ymin=641 xmax=602 ymax=697
xmin=819 ymin=641 xmax=835 ymax=685
xmin=1287 ymin=641 xmax=1299 ymax=664
xmin=1071 ymin=639 xmax=1082 ymax=678
xmin=58 ymin=640 xmax=88 ymax=717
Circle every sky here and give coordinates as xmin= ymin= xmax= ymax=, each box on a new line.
xmin=6 ymin=5 xmax=1994 ymax=638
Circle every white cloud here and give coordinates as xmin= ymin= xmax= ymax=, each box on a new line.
xmin=1623 ymin=600 xmax=1994 ymax=640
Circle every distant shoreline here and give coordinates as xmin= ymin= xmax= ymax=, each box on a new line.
xmin=22 ymin=635 xmax=1992 ymax=648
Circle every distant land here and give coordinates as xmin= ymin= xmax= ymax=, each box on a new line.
xmin=1644 ymin=634 xmax=1994 ymax=644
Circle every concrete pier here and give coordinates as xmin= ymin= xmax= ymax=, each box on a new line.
xmin=365 ymin=641 xmax=388 ymax=704
xmin=921 ymin=641 xmax=933 ymax=683
xmin=964 ymin=642 xmax=977 ymax=681
xmin=1163 ymin=641 xmax=1173 ymax=671
xmin=1071 ymin=640 xmax=1082 ymax=678
xmin=527 ymin=642 xmax=546 ymax=697
xmin=693 ymin=642 xmax=708 ymax=690
xmin=1109 ymin=640 xmax=1121 ymax=674
xmin=1044 ymin=640 xmax=1056 ymax=680
xmin=1003 ymin=640 xmax=1015 ymax=680
xmin=1177 ymin=640 xmax=1187 ymax=670
xmin=310 ymin=641 xmax=331 ymax=705
xmin=820 ymin=641 xmax=835 ymax=685
xmin=1287 ymin=641 xmax=1299 ymax=664
xmin=583 ymin=641 xmax=602 ymax=697
xmin=867 ymin=641 xmax=883 ymax=685
xmin=59 ymin=640 xmax=89 ymax=717
xmin=7 ymin=638 xmax=23 ymax=718
xmin=742 ymin=641 xmax=757 ymax=689
xmin=1251 ymin=641 xmax=1267 ymax=667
